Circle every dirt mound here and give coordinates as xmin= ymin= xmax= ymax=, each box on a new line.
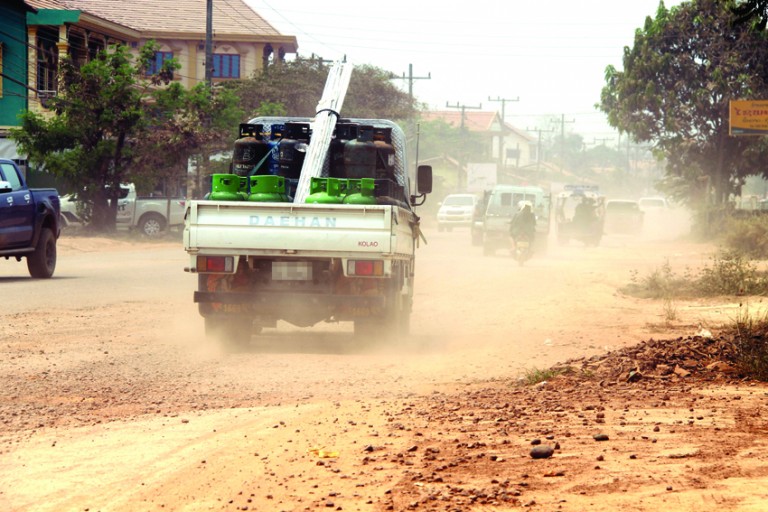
xmin=550 ymin=331 xmax=747 ymax=385
xmin=380 ymin=333 xmax=768 ymax=511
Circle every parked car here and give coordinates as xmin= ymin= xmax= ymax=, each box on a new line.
xmin=59 ymin=183 xmax=185 ymax=237
xmin=604 ymin=199 xmax=644 ymax=235
xmin=436 ymin=193 xmax=477 ymax=231
xmin=117 ymin=184 xmax=186 ymax=237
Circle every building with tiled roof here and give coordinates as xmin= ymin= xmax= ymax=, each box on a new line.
xmin=421 ymin=110 xmax=538 ymax=173
xmin=25 ymin=0 xmax=297 ymax=91
xmin=0 ymin=0 xmax=297 ymax=159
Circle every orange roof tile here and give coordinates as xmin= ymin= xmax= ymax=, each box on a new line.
xmin=25 ymin=0 xmax=71 ymax=9
xmin=32 ymin=0 xmax=292 ymax=41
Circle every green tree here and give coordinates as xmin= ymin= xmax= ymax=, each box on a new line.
xmin=731 ymin=0 xmax=768 ymax=29
xmin=131 ymin=82 xmax=244 ymax=198
xmin=230 ymin=58 xmax=416 ymax=120
xmin=599 ymin=0 xmax=768 ymax=209
xmin=412 ymin=117 xmax=490 ymax=190
xmin=12 ymin=42 xmax=178 ymax=231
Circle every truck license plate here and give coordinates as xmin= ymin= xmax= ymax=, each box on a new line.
xmin=272 ymin=261 xmax=313 ymax=281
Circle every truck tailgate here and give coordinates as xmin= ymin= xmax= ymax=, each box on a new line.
xmin=185 ymin=200 xmax=416 ymax=257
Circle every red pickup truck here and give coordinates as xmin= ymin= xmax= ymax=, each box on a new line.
xmin=0 ymin=159 xmax=61 ymax=278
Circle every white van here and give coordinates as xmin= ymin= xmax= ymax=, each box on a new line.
xmin=481 ymin=185 xmax=550 ymax=255
xmin=437 ymin=193 xmax=477 ymax=231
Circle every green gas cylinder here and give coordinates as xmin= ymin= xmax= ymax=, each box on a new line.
xmin=209 ymin=174 xmax=242 ymax=201
xmin=343 ymin=178 xmax=377 ymax=205
xmin=248 ymin=175 xmax=288 ymax=202
xmin=238 ymin=176 xmax=250 ymax=200
xmin=305 ymin=177 xmax=344 ymax=204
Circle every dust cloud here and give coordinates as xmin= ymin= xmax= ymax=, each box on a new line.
xmin=162 ymin=206 xmax=698 ymax=394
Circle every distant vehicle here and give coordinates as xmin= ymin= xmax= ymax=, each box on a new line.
xmin=436 ymin=193 xmax=477 ymax=231
xmin=470 ymin=190 xmax=491 ymax=246
xmin=604 ymin=199 xmax=644 ymax=235
xmin=479 ymin=185 xmax=550 ymax=256
xmin=59 ymin=183 xmax=186 ymax=237
xmin=0 ymin=159 xmax=60 ymax=278
xmin=638 ymin=196 xmax=669 ymax=211
xmin=555 ymin=185 xmax=604 ymax=246
xmin=117 ymin=184 xmax=186 ymax=237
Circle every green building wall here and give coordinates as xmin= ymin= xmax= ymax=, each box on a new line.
xmin=0 ymin=1 xmax=28 ymax=128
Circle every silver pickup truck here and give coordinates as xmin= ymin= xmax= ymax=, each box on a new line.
xmin=60 ymin=183 xmax=185 ymax=237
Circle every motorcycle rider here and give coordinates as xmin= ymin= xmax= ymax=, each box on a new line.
xmin=573 ymin=196 xmax=596 ymax=229
xmin=510 ymin=200 xmax=536 ymax=248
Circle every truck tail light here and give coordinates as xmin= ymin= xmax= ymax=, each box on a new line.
xmin=196 ymin=255 xmax=234 ymax=273
xmin=347 ymin=260 xmax=384 ymax=276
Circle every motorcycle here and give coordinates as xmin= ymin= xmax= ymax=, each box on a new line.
xmin=512 ymin=234 xmax=533 ymax=265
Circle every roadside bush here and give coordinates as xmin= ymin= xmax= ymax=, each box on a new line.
xmin=722 ymin=216 xmax=768 ymax=259
xmin=731 ymin=308 xmax=768 ymax=382
xmin=623 ymin=249 xmax=768 ymax=299
xmin=697 ymin=250 xmax=768 ymax=295
xmin=623 ymin=259 xmax=696 ymax=299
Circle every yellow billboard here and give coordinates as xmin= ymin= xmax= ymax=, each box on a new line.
xmin=730 ymin=100 xmax=768 ymax=135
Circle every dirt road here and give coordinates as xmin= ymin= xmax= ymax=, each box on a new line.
xmin=1 ymin=223 xmax=767 ymax=511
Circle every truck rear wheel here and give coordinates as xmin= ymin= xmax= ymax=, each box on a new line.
xmin=27 ymin=228 xmax=57 ymax=278
xmin=354 ymin=290 xmax=410 ymax=341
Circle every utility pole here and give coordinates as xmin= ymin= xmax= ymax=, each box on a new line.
xmin=446 ymin=101 xmax=482 ymax=130
xmin=446 ymin=101 xmax=482 ymax=190
xmin=205 ymin=0 xmax=213 ymax=88
xmin=390 ymin=64 xmax=431 ymax=101
xmin=390 ymin=64 xmax=430 ymax=161
xmin=488 ymin=96 xmax=519 ymax=124
xmin=526 ymin=127 xmax=555 ymax=174
xmin=488 ymin=95 xmax=519 ymax=168
xmin=555 ymin=114 xmax=575 ymax=172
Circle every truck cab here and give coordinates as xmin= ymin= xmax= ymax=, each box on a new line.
xmin=0 ymin=159 xmax=60 ymax=277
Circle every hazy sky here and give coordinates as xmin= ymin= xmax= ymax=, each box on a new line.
xmin=244 ymin=0 xmax=685 ymax=144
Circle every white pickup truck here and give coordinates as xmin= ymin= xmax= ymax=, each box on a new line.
xmin=60 ymin=183 xmax=186 ymax=236
xmin=116 ymin=184 xmax=186 ymax=237
xmin=183 ymin=117 xmax=432 ymax=349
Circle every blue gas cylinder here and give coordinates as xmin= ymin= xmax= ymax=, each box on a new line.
xmin=265 ymin=124 xmax=284 ymax=176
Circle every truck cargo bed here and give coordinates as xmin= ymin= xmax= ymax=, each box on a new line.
xmin=184 ymin=200 xmax=417 ymax=259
